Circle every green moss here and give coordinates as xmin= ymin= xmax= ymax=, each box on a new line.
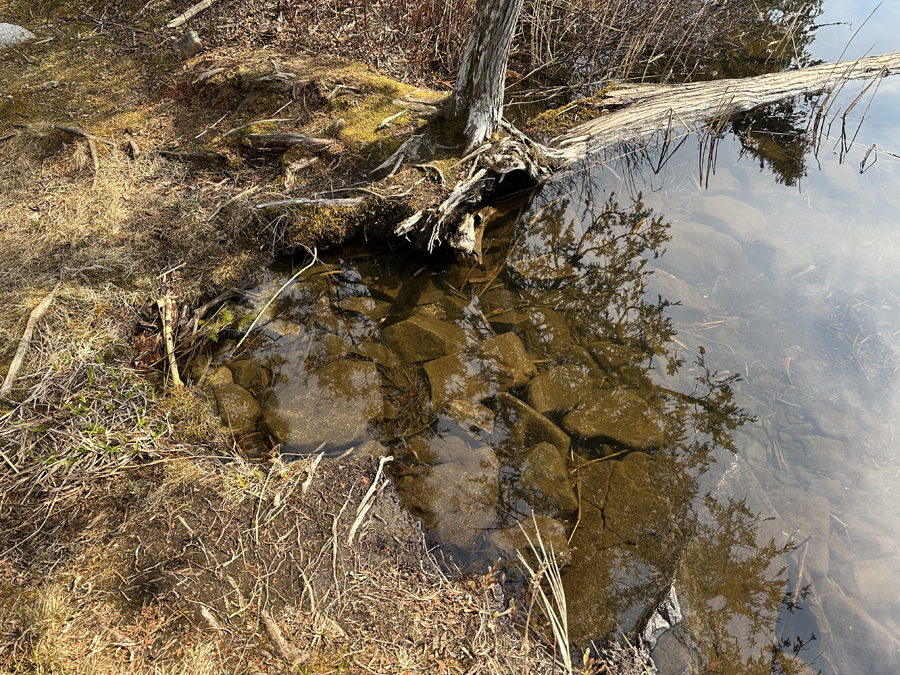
xmin=259 ymin=196 xmax=415 ymax=252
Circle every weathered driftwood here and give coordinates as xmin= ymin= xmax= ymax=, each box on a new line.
xmin=395 ymin=51 xmax=900 ymax=252
xmin=260 ymin=610 xmax=308 ymax=666
xmin=166 ymin=0 xmax=218 ymax=29
xmin=157 ymin=292 xmax=184 ymax=388
xmin=253 ymin=197 xmax=363 ymax=210
xmin=550 ymin=51 xmax=900 ymax=161
xmin=159 ymin=149 xmax=227 ymax=163
xmin=442 ymin=0 xmax=525 ymax=151
xmin=247 ymin=133 xmax=332 ymax=152
xmin=1 ymin=283 xmax=60 ymax=398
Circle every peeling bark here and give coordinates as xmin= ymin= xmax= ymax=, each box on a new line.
xmin=442 ymin=0 xmax=525 ymax=152
xmin=549 ymin=52 xmax=900 ymax=162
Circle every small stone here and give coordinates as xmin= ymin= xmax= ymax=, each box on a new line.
xmin=213 ymin=383 xmax=261 ymax=435
xmin=471 ymin=332 xmax=535 ymax=387
xmin=492 ymin=393 xmax=571 ymax=457
xmin=834 ymin=557 xmax=900 ymax=614
xmin=349 ymin=341 xmax=400 ymax=368
xmin=517 ymin=442 xmax=578 ymax=518
xmin=657 ymin=221 xmax=742 ymax=283
xmin=487 ymin=515 xmax=571 ymax=566
xmin=337 ymin=296 xmax=391 ymax=322
xmin=206 ymin=366 xmax=233 ymax=386
xmin=798 ymin=435 xmax=845 ymax=474
xmin=694 ymin=194 xmax=766 ymax=243
xmin=0 ymin=23 xmax=36 ymax=48
xmin=424 ymin=332 xmax=534 ymax=410
xmin=227 ymin=358 xmax=260 ymax=389
xmin=586 ymin=342 xmax=634 ymax=370
xmin=355 ymin=441 xmax=391 ymax=458
xmin=306 ymin=333 xmax=349 ymax=358
xmin=173 ymin=30 xmax=202 ymax=60
xmin=816 ymin=578 xmax=900 ymax=674
xmin=444 ymin=399 xmax=495 ymax=437
xmin=642 ymin=268 xmax=709 ymax=323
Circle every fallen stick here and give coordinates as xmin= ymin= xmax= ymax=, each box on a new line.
xmin=167 ymin=0 xmax=217 ymax=28
xmin=156 ymin=292 xmax=184 ymax=387
xmin=253 ymin=197 xmax=362 ymax=209
xmin=1 ymin=283 xmax=61 ymax=398
xmin=260 ymin=609 xmax=308 ymax=666
xmin=51 ymin=125 xmax=114 ymax=146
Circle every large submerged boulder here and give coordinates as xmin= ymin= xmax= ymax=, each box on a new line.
xmin=262 ymin=359 xmax=383 ymax=454
xmin=381 ymin=315 xmax=467 ymax=363
xmin=425 ymin=332 xmax=535 ymax=410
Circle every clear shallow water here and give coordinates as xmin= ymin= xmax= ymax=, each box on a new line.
xmin=210 ymin=5 xmax=900 ymax=673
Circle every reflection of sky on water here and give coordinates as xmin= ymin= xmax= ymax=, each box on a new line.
xmin=552 ymin=51 xmax=900 ymax=669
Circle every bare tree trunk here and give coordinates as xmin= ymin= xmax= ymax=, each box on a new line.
xmin=550 ymin=52 xmax=900 ymax=161
xmin=442 ymin=0 xmax=524 ymax=153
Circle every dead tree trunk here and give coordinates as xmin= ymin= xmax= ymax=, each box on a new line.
xmin=399 ymin=51 xmax=900 ymax=253
xmin=441 ymin=0 xmax=525 ymax=153
xmin=550 ymin=52 xmax=900 ymax=161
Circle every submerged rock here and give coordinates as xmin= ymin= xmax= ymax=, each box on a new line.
xmin=834 ymin=557 xmax=900 ymax=615
xmin=515 ymin=442 xmax=578 ymax=519
xmin=816 ymin=577 xmax=900 ymax=674
xmin=213 ymin=383 xmax=261 ymax=435
xmin=227 ymin=358 xmax=260 ymax=389
xmin=336 ymin=296 xmax=391 ymax=323
xmin=424 ymin=332 xmax=535 ymax=410
xmin=444 ymin=399 xmax=495 ymax=438
xmin=642 ymin=268 xmax=710 ymax=323
xmin=487 ymin=514 xmax=571 ymax=566
xmin=400 ymin=445 xmax=499 ymax=548
xmin=492 ymin=393 xmax=570 ymax=457
xmin=657 ymin=221 xmax=742 ymax=283
xmin=349 ymin=341 xmax=400 ymax=368
xmin=694 ymin=194 xmax=766 ymax=243
xmin=768 ymin=487 xmax=830 ymax=579
xmin=381 ymin=315 xmax=467 ymax=363
xmin=562 ymin=388 xmax=664 ymax=450
xmin=262 ymin=360 xmax=383 ymax=454
xmin=525 ymin=364 xmax=592 ymax=416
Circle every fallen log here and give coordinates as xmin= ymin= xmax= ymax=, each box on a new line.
xmin=394 ymin=51 xmax=900 ymax=252
xmin=550 ymin=51 xmax=900 ymax=161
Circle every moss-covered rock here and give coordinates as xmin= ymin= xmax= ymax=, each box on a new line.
xmin=213 ymin=383 xmax=261 ymax=434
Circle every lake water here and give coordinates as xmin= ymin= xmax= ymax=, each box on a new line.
xmin=212 ymin=3 xmax=900 ymax=673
